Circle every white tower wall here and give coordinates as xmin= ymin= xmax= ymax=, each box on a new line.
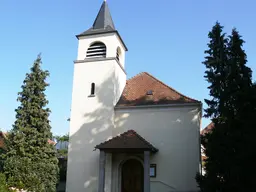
xmin=66 ymin=33 xmax=126 ymax=192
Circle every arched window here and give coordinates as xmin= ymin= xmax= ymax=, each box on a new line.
xmin=86 ymin=42 xmax=106 ymax=58
xmin=116 ymin=47 xmax=121 ymax=61
xmin=90 ymin=83 xmax=95 ymax=96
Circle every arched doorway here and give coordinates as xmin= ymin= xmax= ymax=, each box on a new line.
xmin=121 ymin=159 xmax=144 ymax=192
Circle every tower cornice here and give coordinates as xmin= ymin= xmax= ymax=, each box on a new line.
xmin=73 ymin=57 xmax=126 ymax=74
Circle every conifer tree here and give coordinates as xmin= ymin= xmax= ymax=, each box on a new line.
xmin=196 ymin=22 xmax=229 ymax=191
xmin=3 ymin=55 xmax=59 ymax=192
xmin=197 ymin=23 xmax=256 ymax=191
xmin=225 ymin=29 xmax=256 ymax=191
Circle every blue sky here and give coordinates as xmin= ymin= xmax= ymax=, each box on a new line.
xmin=0 ymin=0 xmax=256 ymax=135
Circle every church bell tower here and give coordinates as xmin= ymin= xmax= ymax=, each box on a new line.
xmin=66 ymin=1 xmax=127 ymax=192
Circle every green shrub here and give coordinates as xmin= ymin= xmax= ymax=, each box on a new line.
xmin=0 ymin=173 xmax=12 ymax=192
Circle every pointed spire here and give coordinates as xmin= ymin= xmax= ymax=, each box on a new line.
xmin=92 ymin=1 xmax=115 ymax=30
xmin=77 ymin=1 xmax=116 ymax=37
xmin=76 ymin=1 xmax=128 ymax=51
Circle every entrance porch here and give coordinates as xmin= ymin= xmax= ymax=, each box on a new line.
xmin=95 ymin=130 xmax=158 ymax=192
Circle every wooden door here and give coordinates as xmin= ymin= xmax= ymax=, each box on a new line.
xmin=121 ymin=159 xmax=143 ymax=192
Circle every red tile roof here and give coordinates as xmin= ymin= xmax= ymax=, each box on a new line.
xmin=200 ymin=122 xmax=214 ymax=135
xmin=116 ymin=72 xmax=200 ymax=107
xmin=202 ymin=155 xmax=207 ymax=161
xmin=0 ymin=132 xmax=7 ymax=148
xmin=95 ymin=130 xmax=158 ymax=153
xmin=48 ymin=139 xmax=57 ymax=145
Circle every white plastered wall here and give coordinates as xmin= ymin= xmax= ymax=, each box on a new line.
xmin=113 ymin=105 xmax=201 ymax=192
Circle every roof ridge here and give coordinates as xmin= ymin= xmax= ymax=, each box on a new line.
xmin=127 ymin=72 xmax=146 ymax=81
xmin=132 ymin=130 xmax=158 ymax=151
xmin=95 ymin=131 xmax=124 ymax=148
xmin=95 ymin=129 xmax=158 ymax=152
xmin=95 ymin=129 xmax=133 ymax=149
xmin=143 ymin=72 xmax=200 ymax=103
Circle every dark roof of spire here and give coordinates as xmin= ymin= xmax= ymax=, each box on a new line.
xmin=77 ymin=1 xmax=116 ymax=37
xmin=93 ymin=1 xmax=115 ymax=30
xmin=76 ymin=1 xmax=128 ymax=51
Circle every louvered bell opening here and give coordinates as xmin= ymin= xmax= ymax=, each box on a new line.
xmin=116 ymin=51 xmax=120 ymax=61
xmin=116 ymin=47 xmax=121 ymax=61
xmin=86 ymin=42 xmax=106 ymax=58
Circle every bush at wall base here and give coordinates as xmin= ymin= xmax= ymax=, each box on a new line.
xmin=0 ymin=173 xmax=12 ymax=192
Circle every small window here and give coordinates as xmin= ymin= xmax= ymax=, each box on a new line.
xmin=90 ymin=83 xmax=95 ymax=96
xmin=87 ymin=42 xmax=106 ymax=58
xmin=150 ymin=164 xmax=157 ymax=177
xmin=146 ymin=90 xmax=153 ymax=95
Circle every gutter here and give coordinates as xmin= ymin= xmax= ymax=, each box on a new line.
xmin=115 ymin=102 xmax=202 ymax=110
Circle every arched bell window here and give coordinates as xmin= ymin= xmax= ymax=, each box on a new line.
xmin=86 ymin=42 xmax=106 ymax=58
xmin=116 ymin=47 xmax=121 ymax=61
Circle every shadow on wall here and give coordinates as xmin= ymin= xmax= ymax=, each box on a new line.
xmin=66 ymin=73 xmax=130 ymax=192
xmin=66 ymin=72 xmax=201 ymax=192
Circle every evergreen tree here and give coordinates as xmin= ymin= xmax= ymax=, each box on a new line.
xmin=197 ymin=23 xmax=256 ymax=191
xmin=202 ymin=22 xmax=229 ymax=120
xmin=226 ymin=29 xmax=256 ymax=190
xmin=3 ymin=55 xmax=59 ymax=192
xmin=54 ymin=133 xmax=69 ymax=143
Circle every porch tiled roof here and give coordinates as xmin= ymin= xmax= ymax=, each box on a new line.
xmin=95 ymin=130 xmax=158 ymax=153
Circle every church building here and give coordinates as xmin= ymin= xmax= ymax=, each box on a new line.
xmin=66 ymin=1 xmax=202 ymax=192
